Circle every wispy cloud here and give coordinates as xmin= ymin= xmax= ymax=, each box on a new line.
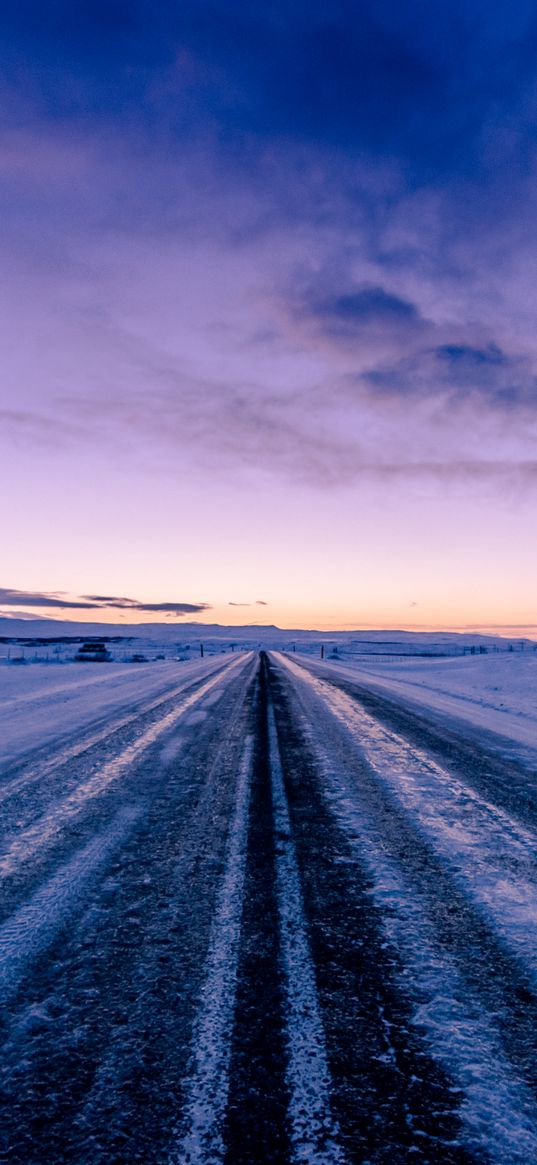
xmin=363 ymin=343 xmax=537 ymax=408
xmin=227 ymin=600 xmax=269 ymax=607
xmin=0 ymin=410 xmax=87 ymax=447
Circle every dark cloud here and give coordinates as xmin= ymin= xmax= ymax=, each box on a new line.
xmin=436 ymin=344 xmax=507 ymax=368
xmin=228 ymin=599 xmax=268 ymax=606
xmin=319 ymin=288 xmax=419 ymax=325
xmin=0 ymin=588 xmax=96 ymax=609
xmin=81 ymin=595 xmax=211 ymax=614
xmin=295 ymin=280 xmax=425 ymax=343
xmin=0 ymin=588 xmax=210 ymax=614
xmin=363 ymin=342 xmax=537 ymax=407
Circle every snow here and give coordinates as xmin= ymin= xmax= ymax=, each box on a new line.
xmin=267 ymin=701 xmax=345 ymax=1164
xmin=173 ymin=736 xmax=254 ymax=1165
xmin=275 ymin=654 xmax=537 ymax=1163
xmin=0 ymin=657 xmax=248 ymax=880
xmin=280 ymin=657 xmax=537 ymax=983
xmin=0 ymin=804 xmax=142 ymax=1006
xmin=298 ymin=651 xmax=537 ymax=762
xmin=0 ymin=657 xmax=236 ymax=767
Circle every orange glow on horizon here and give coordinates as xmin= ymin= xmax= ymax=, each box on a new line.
xmin=3 ymin=603 xmax=536 ymax=640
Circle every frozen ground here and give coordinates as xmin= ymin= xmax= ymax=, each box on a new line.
xmin=0 ymin=657 xmax=232 ymax=765
xmin=2 ymin=650 xmax=537 ymax=1163
xmin=299 ymin=650 xmax=537 ymax=764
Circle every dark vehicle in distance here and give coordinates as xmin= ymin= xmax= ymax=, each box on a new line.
xmin=75 ymin=642 xmax=112 ymax=662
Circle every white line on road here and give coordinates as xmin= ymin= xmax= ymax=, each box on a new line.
xmin=267 ymin=699 xmax=346 ymax=1165
xmin=170 ymin=734 xmax=254 ymax=1165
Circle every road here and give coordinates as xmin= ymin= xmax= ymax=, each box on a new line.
xmin=1 ymin=650 xmax=537 ymax=1164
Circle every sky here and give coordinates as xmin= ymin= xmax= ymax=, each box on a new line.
xmin=1 ymin=0 xmax=537 ymax=633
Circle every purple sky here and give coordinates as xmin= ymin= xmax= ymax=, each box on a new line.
xmin=1 ymin=1 xmax=537 ymax=632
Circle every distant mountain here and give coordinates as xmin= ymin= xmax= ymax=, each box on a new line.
xmin=0 ymin=616 xmax=532 ymax=651
xmin=0 ymin=617 xmax=281 ymax=641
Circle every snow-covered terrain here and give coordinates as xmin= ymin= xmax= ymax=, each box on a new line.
xmin=2 ymin=647 xmax=537 ymax=1163
xmin=299 ymin=650 xmax=537 ymax=763
xmin=0 ymin=656 xmax=235 ymax=766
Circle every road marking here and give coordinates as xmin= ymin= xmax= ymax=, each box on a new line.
xmin=267 ymin=699 xmax=346 ymax=1165
xmin=170 ymin=734 xmax=254 ymax=1165
xmin=0 ymin=656 xmax=247 ymax=882
xmin=0 ymin=804 xmax=142 ymax=1007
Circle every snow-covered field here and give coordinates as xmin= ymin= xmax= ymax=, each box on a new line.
xmin=300 ymin=650 xmax=537 ymax=763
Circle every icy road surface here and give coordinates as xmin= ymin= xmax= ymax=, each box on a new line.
xmin=1 ymin=652 xmax=537 ymax=1164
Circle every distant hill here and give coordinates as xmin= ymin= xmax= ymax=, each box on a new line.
xmin=0 ymin=617 xmax=532 ymax=653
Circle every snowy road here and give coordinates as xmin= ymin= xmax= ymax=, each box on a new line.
xmin=2 ymin=652 xmax=537 ymax=1163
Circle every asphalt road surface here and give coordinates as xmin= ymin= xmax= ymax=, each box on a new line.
xmin=1 ymin=651 xmax=537 ymax=1164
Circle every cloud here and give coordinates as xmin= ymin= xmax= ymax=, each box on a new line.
xmin=306 ymin=285 xmax=422 ymax=334
xmin=435 ymin=344 xmax=507 ymax=369
xmin=0 ymin=588 xmax=211 ymax=615
xmin=228 ymin=599 xmax=268 ymax=607
xmin=82 ymin=594 xmax=210 ymax=614
xmin=285 ymin=258 xmax=428 ymax=345
xmin=363 ymin=342 xmax=537 ymax=408
xmin=0 ymin=410 xmax=87 ymax=447
xmin=0 ymin=588 xmax=97 ymax=609
xmin=55 ymin=356 xmax=537 ymax=491
xmin=3 ymin=0 xmax=537 ymax=506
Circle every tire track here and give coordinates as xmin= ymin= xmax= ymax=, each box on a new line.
xmin=170 ymin=734 xmax=254 ymax=1165
xmin=0 ymin=804 xmax=142 ymax=1007
xmin=266 ymin=694 xmax=346 ymax=1165
xmin=270 ymin=653 xmax=537 ymax=1163
xmin=0 ymin=655 xmax=248 ymax=887
xmin=278 ymin=654 xmax=537 ymax=987
xmin=0 ymin=658 xmax=236 ymax=808
xmin=298 ymin=657 xmax=537 ymax=829
xmin=5 ymin=649 xmax=537 ymax=1164
xmin=267 ymin=657 xmax=473 ymax=1164
xmin=0 ymin=655 xmax=258 ymax=1165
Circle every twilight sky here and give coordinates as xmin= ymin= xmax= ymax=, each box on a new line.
xmin=2 ymin=0 xmax=537 ymax=632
